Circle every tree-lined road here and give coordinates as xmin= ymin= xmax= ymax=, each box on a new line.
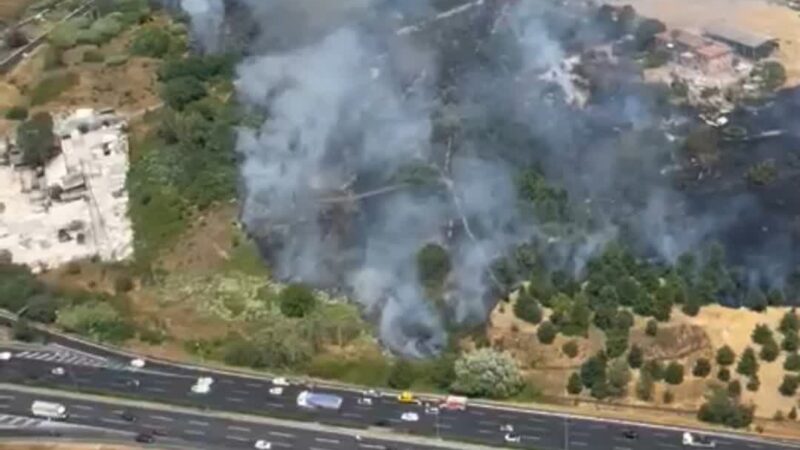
xmin=1 ymin=345 xmax=798 ymax=450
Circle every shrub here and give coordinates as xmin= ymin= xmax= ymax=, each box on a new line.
xmin=452 ymin=348 xmax=523 ymax=399
xmin=716 ymin=345 xmax=736 ymax=366
xmin=779 ymin=311 xmax=799 ymax=335
xmin=693 ymin=358 xmax=711 ymax=378
xmin=29 ymin=72 xmax=78 ymax=106
xmin=645 ymin=319 xmax=658 ymax=336
xmin=5 ymin=106 xmax=28 ymax=121
xmin=736 ymin=347 xmax=759 ymax=377
xmin=16 ymin=112 xmax=55 ymax=166
xmin=114 ymin=275 xmax=134 ymax=293
xmin=759 ymin=339 xmax=780 ymax=362
xmin=106 ymin=55 xmax=129 ymax=67
xmin=514 ymin=290 xmax=542 ymax=325
xmin=662 ymin=389 xmax=674 ymax=404
xmin=779 ymin=375 xmax=799 ymax=397
xmin=278 ymin=283 xmax=317 ymax=318
xmin=717 ymin=367 xmax=731 ymax=382
xmin=20 ymin=293 xmax=59 ymax=323
xmin=789 ymin=407 xmax=797 ymax=421
xmin=162 ymin=76 xmax=207 ymax=110
xmin=643 ymin=360 xmax=664 ymax=381
xmin=130 ymin=25 xmax=172 ymax=58
xmin=49 ymin=22 xmax=80 ymax=48
xmin=387 ymin=359 xmax=416 ymax=390
xmin=607 ymin=359 xmax=631 ymax=398
xmin=751 ymin=323 xmax=773 ymax=345
xmin=635 ymin=370 xmax=654 ymax=401
xmin=664 ymin=362 xmax=684 ymax=385
xmin=698 ymin=387 xmax=754 ymax=428
xmin=581 ymin=353 xmax=608 ymax=388
xmin=746 ymin=375 xmax=760 ymax=392
xmin=537 ymin=321 xmax=557 ymax=344
xmin=562 ymin=340 xmax=579 ymax=358
xmin=56 ymin=301 xmax=134 ymax=344
xmin=784 ymin=352 xmax=800 ymax=372
xmin=566 ymin=372 xmax=583 ymax=395
xmin=12 ymin=319 xmax=40 ymax=342
xmin=605 ymin=326 xmax=629 ymax=359
xmin=727 ymin=379 xmax=741 ymax=397
xmin=782 ymin=332 xmax=799 ymax=352
xmin=83 ymin=49 xmax=105 ymax=63
xmin=627 ymin=344 xmax=643 ymax=369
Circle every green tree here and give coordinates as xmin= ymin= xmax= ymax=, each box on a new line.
xmin=514 ymin=290 xmax=542 ymax=324
xmin=562 ymin=340 xmax=579 ymax=358
xmin=681 ymin=295 xmax=701 ymax=317
xmin=652 ymin=285 xmax=673 ymax=322
xmin=716 ymin=345 xmax=736 ymax=366
xmin=16 ymin=112 xmax=54 ymax=167
xmin=717 ymin=367 xmax=731 ymax=382
xmin=746 ymin=375 xmax=760 ymax=392
xmin=130 ymin=24 xmax=172 ymax=58
xmin=607 ymin=359 xmax=631 ymax=398
xmin=605 ymin=326 xmax=629 ymax=359
xmin=417 ymin=243 xmax=451 ymax=289
xmin=759 ymin=339 xmax=780 ymax=362
xmin=452 ymin=349 xmax=523 ymax=399
xmin=693 ymin=358 xmax=711 ymax=378
xmin=782 ymin=332 xmax=799 ymax=353
xmin=664 ymin=362 xmax=684 ymax=385
xmin=636 ymin=370 xmax=654 ymax=401
xmin=697 ymin=386 xmax=754 ymax=428
xmin=5 ymin=106 xmax=28 ymax=121
xmin=751 ymin=323 xmax=773 ymax=345
xmin=779 ymin=311 xmax=799 ymax=335
xmin=560 ymin=294 xmax=592 ymax=337
xmin=162 ymin=76 xmax=207 ymax=111
xmin=56 ymin=301 xmax=134 ymax=344
xmin=566 ymin=372 xmax=583 ymax=395
xmin=727 ymin=379 xmax=742 ymax=397
xmin=643 ymin=360 xmax=664 ymax=381
xmin=784 ymin=352 xmax=800 ymax=372
xmin=278 ymin=283 xmax=317 ymax=318
xmin=627 ymin=344 xmax=643 ymax=369
xmin=537 ymin=321 xmax=557 ymax=345
xmin=736 ymin=347 xmax=759 ymax=377
xmin=754 ymin=60 xmax=787 ymax=91
xmin=645 ymin=319 xmax=658 ymax=337
xmin=20 ymin=293 xmax=59 ymax=323
xmin=387 ymin=360 xmax=416 ymax=389
xmin=778 ymin=375 xmax=799 ymax=397
xmin=580 ymin=352 xmax=608 ymax=388
xmin=789 ymin=407 xmax=797 ymax=421
xmin=12 ymin=319 xmax=39 ymax=342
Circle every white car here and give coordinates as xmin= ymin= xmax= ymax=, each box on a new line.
xmin=272 ymin=377 xmax=290 ymax=386
xmin=191 ymin=383 xmax=211 ymax=394
xmin=0 ymin=352 xmax=12 ymax=361
xmin=269 ymin=387 xmax=284 ymax=396
xmin=130 ymin=358 xmax=146 ymax=369
xmin=357 ymin=397 xmax=373 ymax=406
xmin=400 ymin=412 xmax=419 ymax=422
xmin=362 ymin=389 xmax=379 ymax=397
xmin=504 ymin=433 xmax=521 ymax=444
xmin=683 ymin=432 xmax=716 ymax=448
xmin=500 ymin=424 xmax=514 ymax=432
xmin=51 ymin=367 xmax=65 ymax=376
xmin=424 ymin=406 xmax=439 ymax=415
xmin=254 ymin=440 xmax=272 ymax=450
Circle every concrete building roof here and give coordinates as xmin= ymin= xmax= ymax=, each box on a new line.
xmin=696 ymin=43 xmax=732 ymax=60
xmin=704 ymin=24 xmax=776 ymax=49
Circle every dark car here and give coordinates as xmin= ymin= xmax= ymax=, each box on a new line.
xmin=120 ymin=411 xmax=136 ymax=422
xmin=150 ymin=428 xmax=168 ymax=437
xmin=134 ymin=433 xmax=155 ymax=444
xmin=374 ymin=419 xmax=390 ymax=427
xmin=622 ymin=429 xmax=639 ymax=440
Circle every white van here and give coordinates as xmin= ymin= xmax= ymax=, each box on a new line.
xmin=31 ymin=401 xmax=68 ymax=420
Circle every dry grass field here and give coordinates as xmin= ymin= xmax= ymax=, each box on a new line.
xmin=0 ymin=0 xmax=35 ymax=21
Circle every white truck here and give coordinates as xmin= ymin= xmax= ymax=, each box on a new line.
xmin=683 ymin=432 xmax=716 ymax=448
xmin=31 ymin=401 xmax=68 ymax=420
xmin=296 ymin=391 xmax=343 ymax=411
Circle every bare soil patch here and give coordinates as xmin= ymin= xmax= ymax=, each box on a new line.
xmin=0 ymin=0 xmax=34 ymax=21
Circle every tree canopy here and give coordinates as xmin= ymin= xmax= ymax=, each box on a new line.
xmin=452 ymin=348 xmax=523 ymax=399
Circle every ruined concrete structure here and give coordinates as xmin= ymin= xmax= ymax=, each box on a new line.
xmin=0 ymin=108 xmax=133 ymax=272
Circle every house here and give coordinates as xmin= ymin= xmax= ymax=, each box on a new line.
xmin=704 ymin=24 xmax=777 ymax=59
xmin=657 ymin=29 xmax=734 ymax=73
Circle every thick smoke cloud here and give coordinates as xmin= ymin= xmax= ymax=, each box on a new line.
xmin=175 ymin=0 xmax=800 ymax=354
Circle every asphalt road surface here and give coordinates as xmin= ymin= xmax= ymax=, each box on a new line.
xmin=0 ymin=387 xmax=460 ymax=450
xmin=1 ymin=348 xmax=798 ymax=450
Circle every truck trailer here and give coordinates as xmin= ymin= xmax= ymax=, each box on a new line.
xmin=31 ymin=401 xmax=68 ymax=420
xmin=296 ymin=391 xmax=343 ymax=411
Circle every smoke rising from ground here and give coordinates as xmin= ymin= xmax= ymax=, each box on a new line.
xmin=175 ymin=0 xmax=800 ymax=354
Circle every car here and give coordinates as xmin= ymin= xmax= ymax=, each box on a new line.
xmin=254 ymin=440 xmax=272 ymax=449
xmin=357 ymin=397 xmax=373 ymax=406
xmin=424 ymin=406 xmax=439 ymax=415
xmin=362 ymin=389 xmax=379 ymax=397
xmin=0 ymin=352 xmax=12 ymax=361
xmin=134 ymin=433 xmax=155 ymax=443
xmin=269 ymin=387 xmax=283 ymax=396
xmin=150 ymin=429 xmax=167 ymax=437
xmin=504 ymin=433 xmax=521 ymax=444
xmin=397 ymin=391 xmax=417 ymax=404
xmin=622 ymin=429 xmax=638 ymax=440
xmin=400 ymin=412 xmax=419 ymax=422
xmin=272 ymin=377 xmax=290 ymax=386
xmin=125 ymin=379 xmax=140 ymax=388
xmin=130 ymin=358 xmax=146 ymax=369
xmin=374 ymin=419 xmax=390 ymax=427
xmin=51 ymin=367 xmax=65 ymax=376
xmin=119 ymin=411 xmax=136 ymax=422
xmin=500 ymin=424 xmax=514 ymax=432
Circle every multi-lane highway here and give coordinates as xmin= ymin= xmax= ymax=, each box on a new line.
xmin=1 ymin=343 xmax=799 ymax=450
xmin=0 ymin=387 xmax=468 ymax=450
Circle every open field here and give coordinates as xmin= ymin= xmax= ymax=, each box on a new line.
xmin=609 ymin=0 xmax=800 ymax=86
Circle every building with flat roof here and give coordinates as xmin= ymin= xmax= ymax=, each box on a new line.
xmin=704 ymin=24 xmax=777 ymax=59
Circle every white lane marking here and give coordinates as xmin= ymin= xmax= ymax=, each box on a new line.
xmin=70 ymin=414 xmax=88 ymax=419
xmin=315 ymin=437 xmax=340 ymax=444
xmin=0 ymin=395 xmax=14 ymax=400
xmin=470 ymin=410 xmax=486 ymax=416
xmin=343 ymin=412 xmax=363 ymax=419
xmin=269 ymin=431 xmax=295 ymax=438
xmin=246 ymin=382 xmax=263 ymax=388
xmin=226 ymin=435 xmax=249 ymax=442
xmin=613 ymin=447 xmax=633 ymax=450
xmin=521 ymin=425 xmax=548 ymax=433
xmin=589 ymin=423 xmax=607 ymax=430
xmin=72 ymin=405 xmax=94 ymax=411
xmin=438 ymin=423 xmax=452 ymax=429
xmin=478 ymin=429 xmax=493 ymax=434
xmin=272 ymin=443 xmax=292 ymax=448
xmin=571 ymin=442 xmax=589 ymax=447
xmin=266 ymin=402 xmax=284 ymax=408
xmin=149 ymin=415 xmax=174 ymax=422
xmin=310 ymin=447 xmax=333 ymax=450
xmin=220 ymin=379 xmax=235 ymax=385
xmin=188 ymin=420 xmax=209 ymax=426
xmin=143 ymin=387 xmax=165 ymax=393
xmin=185 ymin=429 xmax=206 ymax=436
xmin=479 ymin=420 xmax=498 ymax=426
xmin=522 ymin=434 xmax=541 ymax=441
xmin=359 ymin=445 xmax=385 ymax=450
xmin=228 ymin=425 xmax=251 ymax=433
xmin=747 ymin=445 xmax=764 ymax=449
xmin=232 ymin=389 xmax=251 ymax=396
xmin=655 ymin=432 xmax=670 ymax=438
xmin=228 ymin=397 xmax=245 ymax=403
xmin=0 ymin=404 xmax=10 ymax=409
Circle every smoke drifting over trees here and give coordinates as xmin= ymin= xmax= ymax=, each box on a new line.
xmin=173 ymin=0 xmax=800 ymax=356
